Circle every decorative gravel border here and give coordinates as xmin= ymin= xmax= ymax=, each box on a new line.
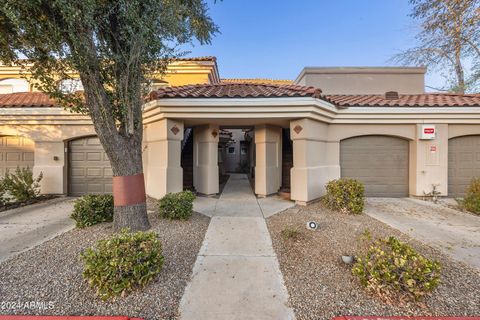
xmin=0 ymin=201 xmax=210 ymax=320
xmin=266 ymin=201 xmax=480 ymax=320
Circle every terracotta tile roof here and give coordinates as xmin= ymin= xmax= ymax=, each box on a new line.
xmin=326 ymin=93 xmax=480 ymax=107
xmin=0 ymin=92 xmax=56 ymax=108
xmin=148 ymin=83 xmax=323 ymax=100
xmin=221 ymin=78 xmax=294 ymax=85
xmin=172 ymin=56 xmax=217 ymax=62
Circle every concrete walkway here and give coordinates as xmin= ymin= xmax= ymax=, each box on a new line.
xmin=365 ymin=197 xmax=480 ymax=269
xmin=180 ymin=174 xmax=295 ymax=320
xmin=0 ymin=197 xmax=75 ymax=262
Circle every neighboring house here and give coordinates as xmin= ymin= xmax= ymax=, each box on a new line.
xmin=0 ymin=58 xmax=479 ymax=205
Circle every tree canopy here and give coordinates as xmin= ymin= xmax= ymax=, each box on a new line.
xmin=0 ymin=0 xmax=218 ymax=231
xmin=392 ymin=0 xmax=480 ymax=93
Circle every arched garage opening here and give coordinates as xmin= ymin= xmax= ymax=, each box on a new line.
xmin=448 ymin=135 xmax=480 ymax=197
xmin=340 ymin=135 xmax=409 ymax=197
xmin=68 ymin=135 xmax=112 ymax=196
xmin=0 ymin=135 xmax=34 ymax=176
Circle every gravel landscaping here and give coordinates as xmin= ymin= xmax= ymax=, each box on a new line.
xmin=0 ymin=199 xmax=210 ymax=320
xmin=267 ymin=201 xmax=480 ymax=320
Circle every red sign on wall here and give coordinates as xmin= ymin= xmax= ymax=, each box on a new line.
xmin=424 ymin=128 xmax=435 ymax=134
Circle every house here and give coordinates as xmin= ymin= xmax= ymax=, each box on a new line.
xmin=0 ymin=57 xmax=479 ymax=205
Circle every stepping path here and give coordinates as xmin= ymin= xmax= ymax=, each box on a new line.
xmin=180 ymin=174 xmax=296 ymax=320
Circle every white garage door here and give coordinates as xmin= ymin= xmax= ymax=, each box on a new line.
xmin=448 ymin=135 xmax=480 ymax=197
xmin=68 ymin=136 xmax=112 ymax=196
xmin=0 ymin=136 xmax=34 ymax=177
xmin=340 ymin=135 xmax=409 ymax=197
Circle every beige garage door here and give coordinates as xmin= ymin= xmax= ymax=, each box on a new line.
xmin=0 ymin=136 xmax=34 ymax=177
xmin=340 ymin=135 xmax=409 ymax=197
xmin=69 ymin=136 xmax=112 ymax=196
xmin=448 ymin=135 xmax=480 ymax=197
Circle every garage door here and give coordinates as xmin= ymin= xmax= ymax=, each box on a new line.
xmin=340 ymin=135 xmax=409 ymax=197
xmin=69 ymin=136 xmax=112 ymax=196
xmin=448 ymin=135 xmax=480 ymax=197
xmin=0 ymin=136 xmax=34 ymax=177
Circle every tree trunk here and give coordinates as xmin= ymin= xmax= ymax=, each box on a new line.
xmin=82 ymin=86 xmax=151 ymax=232
xmin=454 ymin=50 xmax=465 ymax=93
xmin=108 ymin=137 xmax=151 ymax=231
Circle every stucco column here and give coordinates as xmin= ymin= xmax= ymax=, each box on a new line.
xmin=33 ymin=141 xmax=67 ymax=194
xmin=193 ymin=124 xmax=219 ymax=195
xmin=409 ymin=124 xmax=448 ymax=196
xmin=254 ymin=124 xmax=282 ymax=197
xmin=290 ymin=118 xmax=340 ymax=205
xmin=144 ymin=119 xmax=184 ymax=199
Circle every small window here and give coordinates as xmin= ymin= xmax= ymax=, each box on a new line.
xmin=228 ymin=147 xmax=235 ymax=154
xmin=59 ymin=79 xmax=83 ymax=93
xmin=241 ymin=146 xmax=247 ymax=155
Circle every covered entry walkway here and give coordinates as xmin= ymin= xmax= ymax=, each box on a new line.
xmin=180 ymin=174 xmax=295 ymax=319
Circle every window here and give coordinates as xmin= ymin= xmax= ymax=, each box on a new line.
xmin=228 ymin=147 xmax=235 ymax=154
xmin=241 ymin=146 xmax=248 ymax=155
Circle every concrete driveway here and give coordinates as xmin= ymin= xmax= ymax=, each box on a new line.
xmin=0 ymin=197 xmax=75 ymax=262
xmin=365 ymin=198 xmax=480 ymax=269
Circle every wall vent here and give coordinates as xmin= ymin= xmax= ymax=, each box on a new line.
xmin=385 ymin=91 xmax=399 ymax=100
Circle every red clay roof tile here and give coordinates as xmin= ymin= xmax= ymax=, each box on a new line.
xmin=221 ymin=78 xmax=294 ymax=85
xmin=148 ymin=83 xmax=323 ymax=100
xmin=2 ymin=89 xmax=480 ymax=109
xmin=0 ymin=92 xmax=56 ymax=108
xmin=326 ymin=93 xmax=480 ymax=107
xmin=173 ymin=56 xmax=217 ymax=62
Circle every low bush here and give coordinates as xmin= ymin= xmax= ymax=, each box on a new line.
xmin=323 ymin=178 xmax=365 ymax=214
xmin=281 ymin=226 xmax=302 ymax=241
xmin=2 ymin=167 xmax=42 ymax=202
xmin=81 ymin=229 xmax=164 ymax=300
xmin=352 ymin=236 xmax=441 ymax=303
xmin=158 ymin=190 xmax=195 ymax=220
xmin=70 ymin=194 xmax=114 ymax=228
xmin=462 ymin=178 xmax=480 ymax=215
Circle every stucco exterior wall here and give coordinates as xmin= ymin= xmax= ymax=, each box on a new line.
xmin=295 ymin=67 xmax=426 ymax=94
xmin=255 ymin=124 xmax=282 ymax=197
xmin=144 ymin=119 xmax=184 ymax=199
xmin=288 ymin=120 xmax=480 ymax=204
xmin=0 ymin=123 xmax=96 ymax=194
xmin=193 ymin=124 xmax=219 ymax=195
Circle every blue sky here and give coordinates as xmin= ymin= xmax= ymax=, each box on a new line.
xmin=184 ymin=0 xmax=445 ymax=89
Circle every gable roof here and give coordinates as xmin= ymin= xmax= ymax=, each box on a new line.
xmin=147 ymin=83 xmax=323 ymax=100
xmin=0 ymin=92 xmax=56 ymax=108
xmin=326 ymin=93 xmax=480 ymax=107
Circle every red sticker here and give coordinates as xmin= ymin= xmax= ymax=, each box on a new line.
xmin=424 ymin=128 xmax=435 ymax=134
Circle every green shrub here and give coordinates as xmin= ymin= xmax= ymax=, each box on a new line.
xmin=352 ymin=236 xmax=441 ymax=302
xmin=462 ymin=178 xmax=480 ymax=215
xmin=2 ymin=167 xmax=42 ymax=202
xmin=71 ymin=194 xmax=114 ymax=228
xmin=81 ymin=229 xmax=164 ymax=300
xmin=323 ymin=178 xmax=365 ymax=214
xmin=158 ymin=190 xmax=195 ymax=220
xmin=281 ymin=226 xmax=302 ymax=241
